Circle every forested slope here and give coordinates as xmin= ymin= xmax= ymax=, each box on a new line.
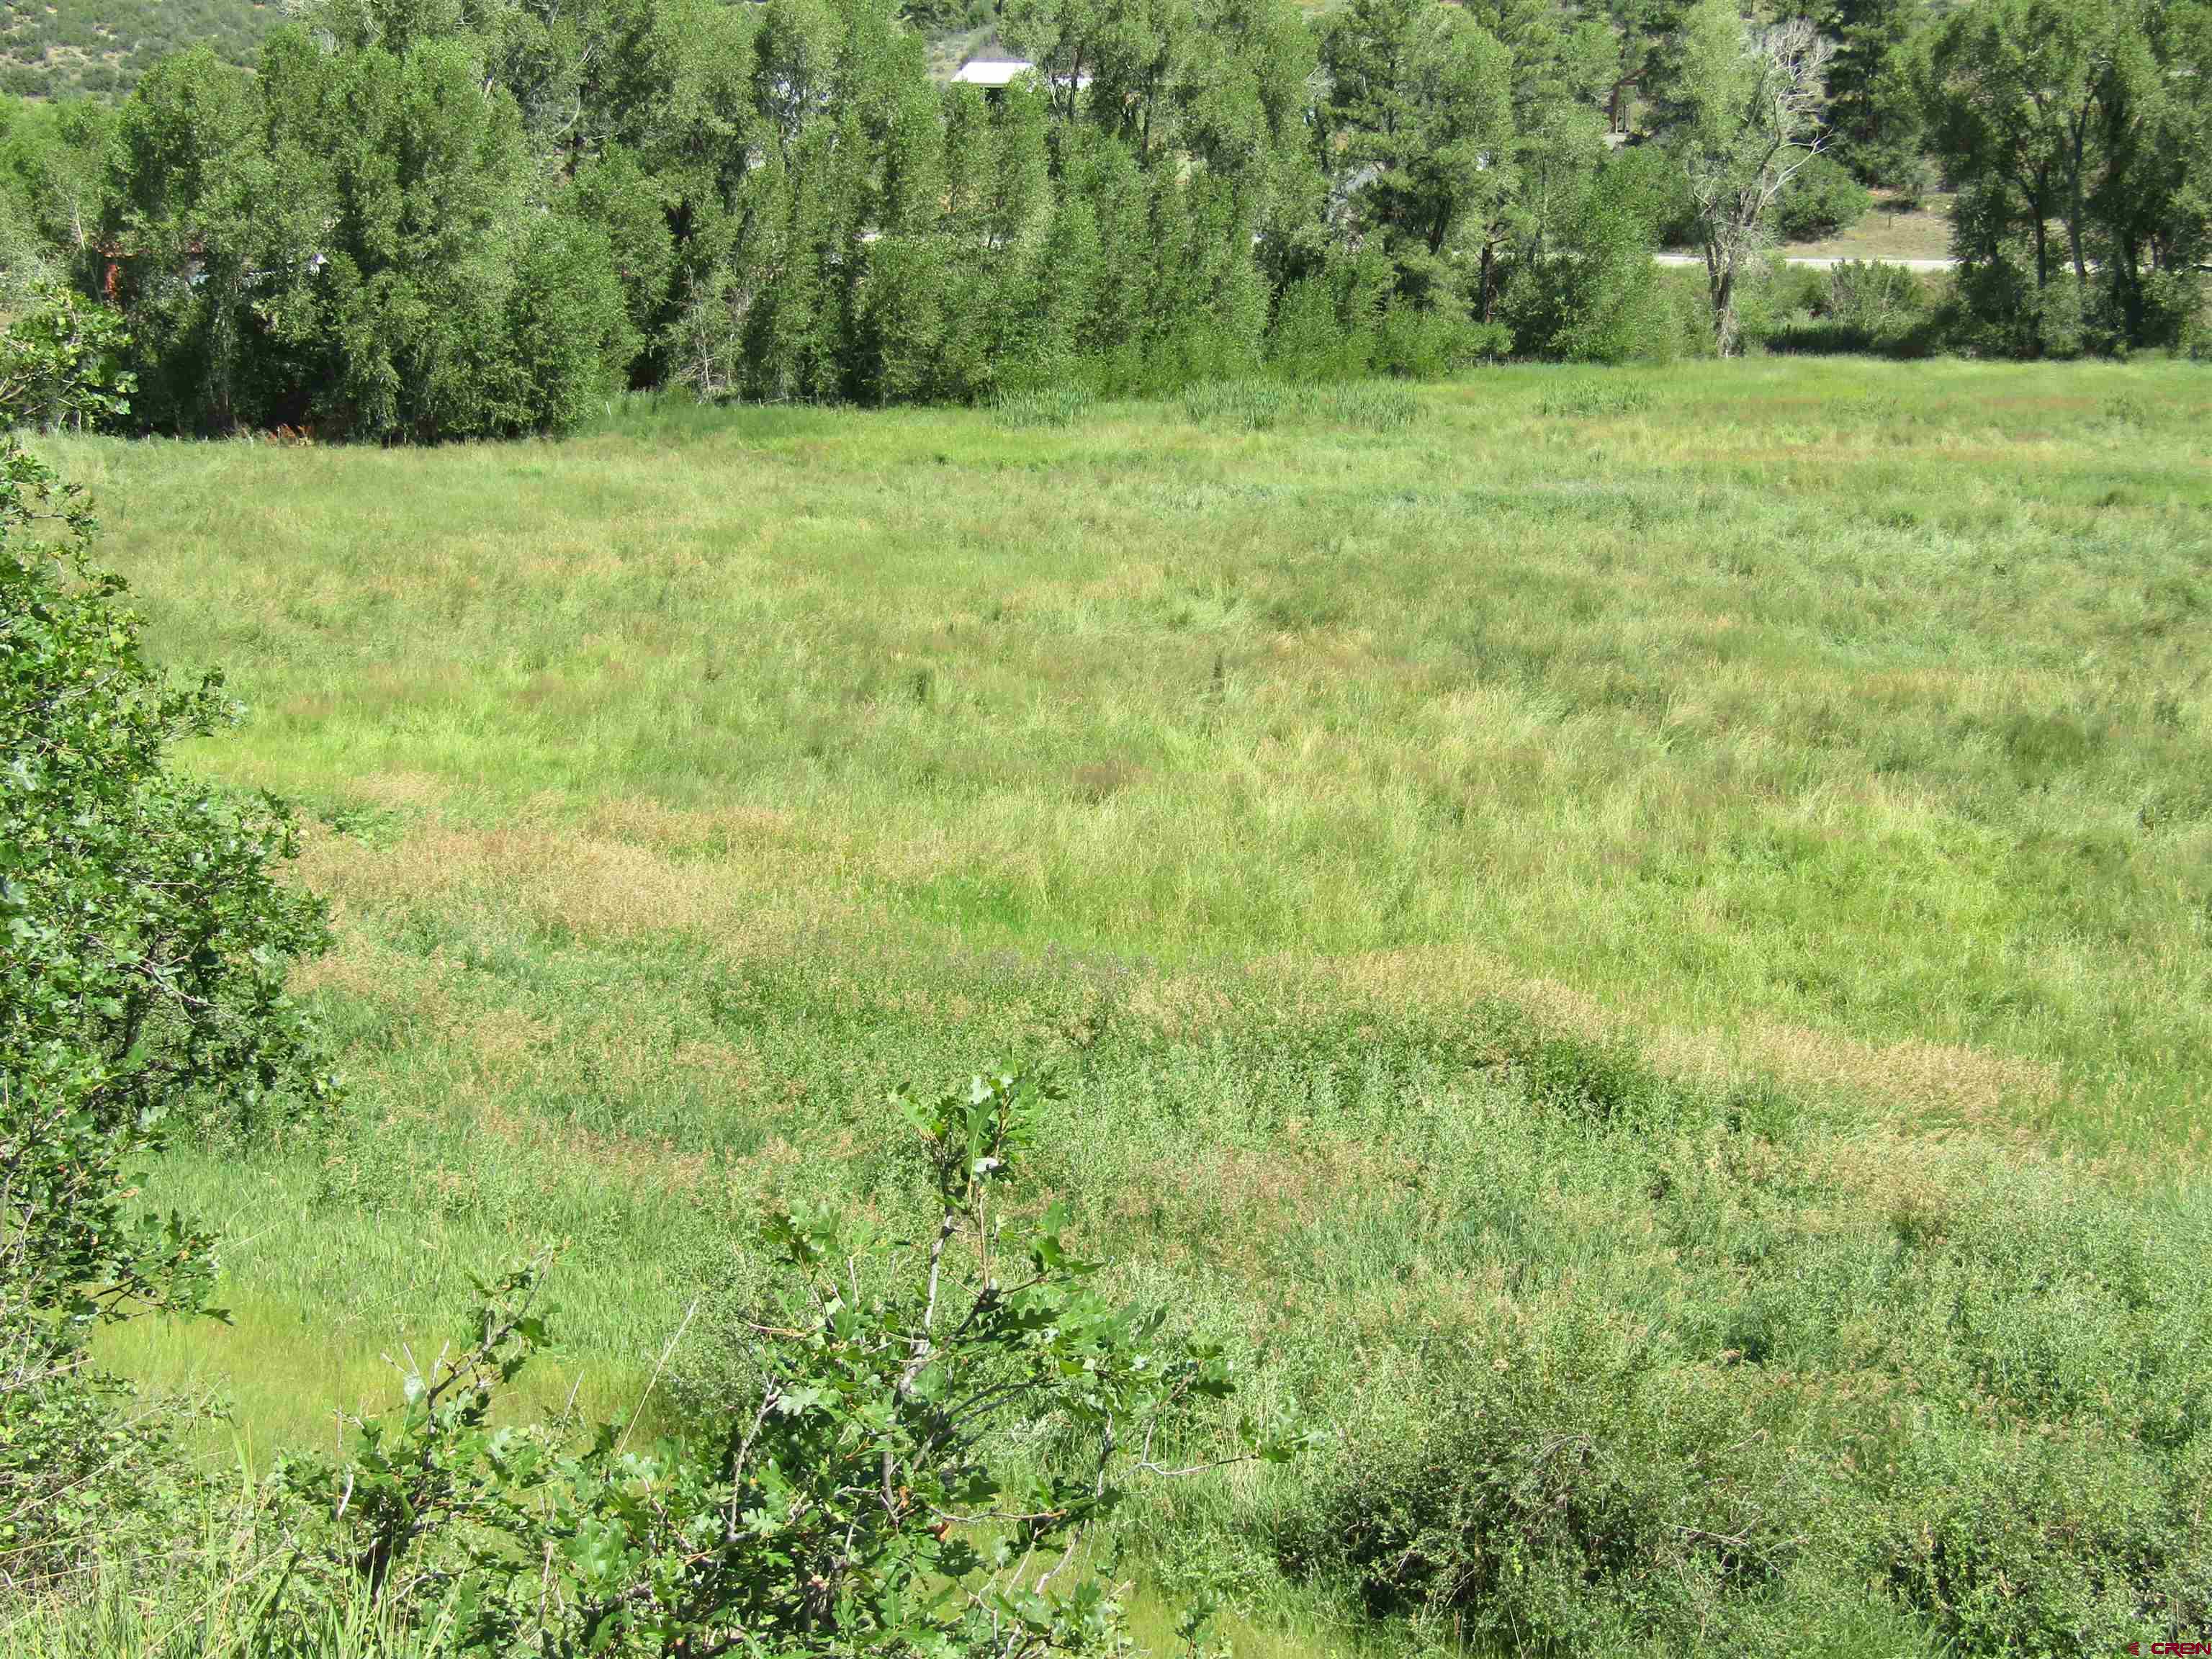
xmin=1 ymin=0 xmax=276 ymax=98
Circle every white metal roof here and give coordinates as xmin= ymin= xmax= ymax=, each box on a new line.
xmin=952 ymin=59 xmax=1034 ymax=86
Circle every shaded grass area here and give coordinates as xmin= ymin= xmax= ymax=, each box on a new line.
xmin=40 ymin=357 xmax=2212 ymax=1651
xmin=1780 ymin=190 xmax=1960 ymax=263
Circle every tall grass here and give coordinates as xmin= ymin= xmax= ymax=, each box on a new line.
xmin=27 ymin=356 xmax=2212 ymax=1653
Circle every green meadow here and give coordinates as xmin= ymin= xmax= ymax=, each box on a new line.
xmin=40 ymin=357 xmax=2212 ymax=1653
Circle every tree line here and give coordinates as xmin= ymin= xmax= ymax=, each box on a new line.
xmin=0 ymin=0 xmax=2206 ymax=441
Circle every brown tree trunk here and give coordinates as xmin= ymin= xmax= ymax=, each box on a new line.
xmin=1714 ymin=272 xmax=1741 ymax=356
xmin=1705 ymin=239 xmax=1740 ymax=357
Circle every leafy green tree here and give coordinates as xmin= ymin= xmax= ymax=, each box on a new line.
xmin=1084 ymin=0 xmax=1200 ymax=162
xmin=0 ymin=441 xmax=334 ymax=1581
xmin=1501 ymin=145 xmax=1681 ymax=361
xmin=2087 ymin=0 xmax=2212 ymax=346
xmin=1001 ymin=0 xmax=1110 ymax=125
xmin=566 ymin=143 xmax=678 ymax=382
xmin=1447 ymin=0 xmax=1619 ymax=327
xmin=1055 ymin=124 xmax=1154 ymax=387
xmin=1592 ymin=0 xmax=1688 ymax=135
xmin=1924 ymin=0 xmax=2107 ymax=300
xmin=1178 ymin=0 xmax=1320 ymax=224
xmin=503 ymin=215 xmax=637 ymax=428
xmin=1136 ymin=167 xmax=1270 ymax=385
xmin=260 ymin=31 xmax=546 ymax=439
xmin=0 ymin=97 xmax=114 ymax=292
xmin=1928 ymin=0 xmax=2211 ymax=354
xmin=104 ymin=28 xmax=629 ymax=436
xmin=100 ymin=47 xmax=280 ymax=431
xmin=1820 ymin=0 xmax=1929 ymax=185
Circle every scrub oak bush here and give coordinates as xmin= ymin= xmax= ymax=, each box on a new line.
xmin=0 ymin=282 xmax=135 ymax=433
xmin=0 ymin=438 xmax=335 ymax=1586
xmin=1274 ymin=1112 xmax=2212 ymax=1655
xmin=268 ymin=1071 xmax=1295 ymax=1655
xmin=1771 ymin=152 xmax=1871 ymax=242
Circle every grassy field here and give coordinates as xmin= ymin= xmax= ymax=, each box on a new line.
xmin=1781 ymin=191 xmax=1959 ymax=263
xmin=35 ymin=357 xmax=2212 ymax=1653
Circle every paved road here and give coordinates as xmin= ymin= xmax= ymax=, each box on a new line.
xmin=1654 ymin=252 xmax=1957 ymax=271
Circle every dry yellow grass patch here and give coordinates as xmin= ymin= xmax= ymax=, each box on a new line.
xmin=292 ymin=937 xmax=426 ymax=1004
xmin=293 ymin=813 xmax=863 ymax=948
xmin=1737 ymin=1020 xmax=2062 ymax=1133
xmin=1326 ymin=943 xmax=2064 ymax=1140
xmin=1111 ymin=1134 xmax=1426 ymax=1277
xmin=457 ymin=1006 xmax=561 ymax=1087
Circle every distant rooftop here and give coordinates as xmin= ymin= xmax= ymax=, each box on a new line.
xmin=949 ymin=56 xmax=1092 ymax=90
xmin=952 ymin=58 xmax=1033 ymax=87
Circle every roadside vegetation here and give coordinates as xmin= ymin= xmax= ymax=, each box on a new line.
xmin=5 ymin=358 xmax=2209 ymax=1654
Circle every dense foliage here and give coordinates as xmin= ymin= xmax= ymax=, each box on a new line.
xmin=261 ymin=1073 xmax=1287 ymax=1655
xmin=1925 ymin=0 xmax=2212 ymax=356
xmin=0 ymin=0 xmax=2203 ymax=428
xmin=0 ymin=436 xmax=333 ymax=1588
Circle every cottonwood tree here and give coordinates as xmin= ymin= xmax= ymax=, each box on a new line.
xmin=1666 ymin=0 xmax=1833 ymax=355
xmin=0 ymin=99 xmax=114 ymax=292
xmin=1926 ymin=0 xmax=2211 ymax=354
xmin=100 ymin=31 xmax=633 ymax=438
xmin=2088 ymin=0 xmax=2212 ymax=346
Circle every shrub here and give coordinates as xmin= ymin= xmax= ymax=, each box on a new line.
xmin=1884 ymin=1430 xmax=2212 ymax=1655
xmin=498 ymin=215 xmax=634 ymax=434
xmin=1370 ymin=301 xmax=1503 ymax=379
xmin=0 ymin=439 xmax=334 ymax=1587
xmin=1266 ymin=273 xmax=1375 ymax=382
xmin=1756 ymin=261 xmax=1943 ymax=356
xmin=1504 ymin=158 xmax=1680 ymax=364
xmin=1277 ymin=1310 xmax=1820 ymax=1648
xmin=1773 ymin=152 xmax=1872 ymax=243
xmin=1826 ymin=260 xmax=1930 ymax=334
xmin=0 ymin=280 xmax=135 ymax=432
xmin=269 ymin=1071 xmax=1291 ymax=1655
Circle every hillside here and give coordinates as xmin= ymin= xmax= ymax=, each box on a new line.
xmin=0 ymin=0 xmax=276 ymax=99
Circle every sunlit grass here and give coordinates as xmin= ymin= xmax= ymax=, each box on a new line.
xmin=32 ymin=356 xmax=2212 ymax=1653
xmin=51 ymin=359 xmax=2212 ymax=1157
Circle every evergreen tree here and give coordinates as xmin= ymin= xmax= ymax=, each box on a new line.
xmin=1822 ymin=0 xmax=1928 ymax=185
xmin=1316 ymin=0 xmax=1517 ymax=308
